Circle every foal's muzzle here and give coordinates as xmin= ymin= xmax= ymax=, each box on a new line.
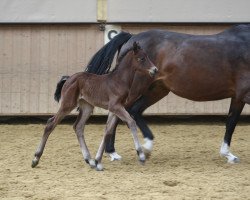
xmin=149 ymin=66 xmax=158 ymax=77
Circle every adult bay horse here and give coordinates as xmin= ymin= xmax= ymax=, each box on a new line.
xmin=31 ymin=42 xmax=158 ymax=170
xmin=87 ymin=24 xmax=250 ymax=164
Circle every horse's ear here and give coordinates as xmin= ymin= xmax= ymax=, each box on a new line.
xmin=133 ymin=42 xmax=141 ymax=54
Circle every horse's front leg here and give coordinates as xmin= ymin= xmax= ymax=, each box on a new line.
xmin=95 ymin=112 xmax=118 ymax=171
xmin=111 ymin=106 xmax=146 ymax=164
xmin=73 ymin=103 xmax=95 ymax=168
xmin=220 ymin=98 xmax=245 ymax=163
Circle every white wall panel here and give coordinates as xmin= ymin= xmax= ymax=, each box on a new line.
xmin=1 ymin=24 xmax=250 ymax=115
xmin=0 ymin=0 xmax=96 ymax=23
xmin=0 ymin=0 xmax=249 ymax=23
xmin=108 ymin=0 xmax=250 ymax=23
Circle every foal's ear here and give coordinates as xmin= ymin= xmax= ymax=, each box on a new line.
xmin=133 ymin=42 xmax=141 ymax=54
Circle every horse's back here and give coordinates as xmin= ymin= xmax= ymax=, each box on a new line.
xmin=122 ymin=24 xmax=250 ymax=57
xmin=120 ymin=25 xmax=250 ymax=101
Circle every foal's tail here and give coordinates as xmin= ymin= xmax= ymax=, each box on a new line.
xmin=85 ymin=31 xmax=132 ymax=75
xmin=54 ymin=76 xmax=70 ymax=102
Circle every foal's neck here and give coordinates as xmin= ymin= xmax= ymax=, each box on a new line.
xmin=107 ymin=56 xmax=134 ymax=86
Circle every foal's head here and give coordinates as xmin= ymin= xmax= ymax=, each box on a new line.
xmin=118 ymin=42 xmax=158 ymax=77
xmin=130 ymin=42 xmax=158 ymax=77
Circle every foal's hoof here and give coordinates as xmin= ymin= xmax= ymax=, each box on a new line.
xmin=95 ymin=163 xmax=104 ymax=171
xmin=85 ymin=159 xmax=96 ymax=168
xmin=31 ymin=157 xmax=39 ymax=168
xmin=138 ymin=153 xmax=146 ymax=165
xmin=139 ymin=159 xmax=146 ymax=165
xmin=89 ymin=159 xmax=96 ymax=168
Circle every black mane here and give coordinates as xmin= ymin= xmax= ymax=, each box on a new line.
xmin=85 ymin=32 xmax=132 ymax=75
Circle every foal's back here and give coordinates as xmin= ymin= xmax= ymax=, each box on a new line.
xmin=61 ymin=72 xmax=110 ymax=109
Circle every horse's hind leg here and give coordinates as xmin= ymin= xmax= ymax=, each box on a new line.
xmin=95 ymin=112 xmax=118 ymax=171
xmin=220 ymin=98 xmax=245 ymax=163
xmin=73 ymin=102 xmax=95 ymax=168
xmin=31 ymin=110 xmax=68 ymax=168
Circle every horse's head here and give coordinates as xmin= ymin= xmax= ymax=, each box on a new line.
xmin=131 ymin=42 xmax=158 ymax=77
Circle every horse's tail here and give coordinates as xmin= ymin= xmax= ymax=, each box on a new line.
xmin=54 ymin=76 xmax=70 ymax=102
xmin=85 ymin=31 xmax=132 ymax=75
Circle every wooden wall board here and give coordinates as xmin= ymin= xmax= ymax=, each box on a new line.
xmin=1 ymin=24 xmax=249 ymax=115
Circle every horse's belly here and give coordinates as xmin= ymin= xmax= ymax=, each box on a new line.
xmin=165 ymin=74 xmax=234 ymax=101
xmin=172 ymin=88 xmax=233 ymax=101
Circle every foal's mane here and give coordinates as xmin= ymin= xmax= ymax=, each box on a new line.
xmin=112 ymin=46 xmax=134 ymax=71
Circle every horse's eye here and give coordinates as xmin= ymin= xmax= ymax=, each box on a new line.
xmin=137 ymin=57 xmax=145 ymax=62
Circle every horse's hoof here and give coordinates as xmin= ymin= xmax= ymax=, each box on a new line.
xmin=89 ymin=159 xmax=96 ymax=168
xmin=31 ymin=157 xmax=39 ymax=168
xmin=228 ymin=156 xmax=240 ymax=164
xmin=108 ymin=152 xmax=122 ymax=161
xmin=142 ymin=138 xmax=153 ymax=151
xmin=142 ymin=138 xmax=153 ymax=159
xmin=95 ymin=163 xmax=104 ymax=171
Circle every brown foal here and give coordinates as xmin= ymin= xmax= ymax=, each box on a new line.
xmin=31 ymin=42 xmax=158 ymax=170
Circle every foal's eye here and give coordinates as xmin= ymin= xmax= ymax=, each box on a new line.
xmin=137 ymin=57 xmax=145 ymax=62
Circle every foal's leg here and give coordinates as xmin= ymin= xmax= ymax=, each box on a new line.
xmin=111 ymin=106 xmax=146 ymax=163
xmin=31 ymin=108 xmax=71 ymax=168
xmin=220 ymin=98 xmax=245 ymax=163
xmin=128 ymin=96 xmax=155 ymax=154
xmin=73 ymin=102 xmax=95 ymax=168
xmin=95 ymin=112 xmax=118 ymax=170
xmin=106 ymin=83 xmax=169 ymax=157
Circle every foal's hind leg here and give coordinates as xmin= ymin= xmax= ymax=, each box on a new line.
xmin=220 ymin=98 xmax=245 ymax=163
xmin=73 ymin=102 xmax=95 ymax=168
xmin=31 ymin=109 xmax=70 ymax=168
